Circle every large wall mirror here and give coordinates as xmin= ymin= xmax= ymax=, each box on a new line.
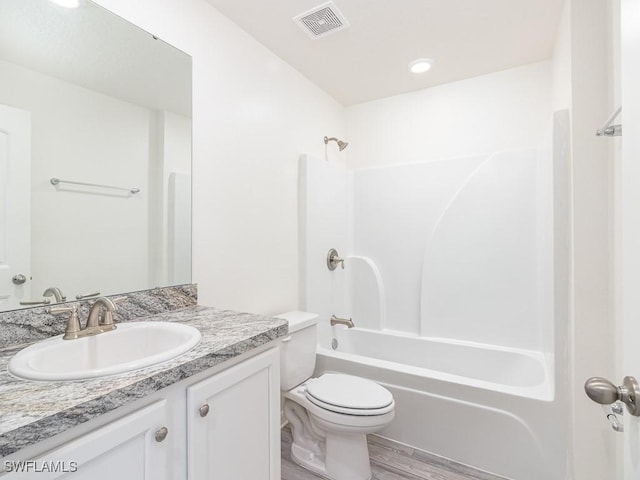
xmin=0 ymin=0 xmax=192 ymax=311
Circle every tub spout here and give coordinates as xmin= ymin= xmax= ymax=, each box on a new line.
xmin=330 ymin=315 xmax=354 ymax=328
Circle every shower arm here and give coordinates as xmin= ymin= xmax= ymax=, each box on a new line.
xmin=324 ymin=136 xmax=348 ymax=151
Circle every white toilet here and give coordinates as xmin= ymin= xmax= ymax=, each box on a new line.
xmin=277 ymin=311 xmax=395 ymax=480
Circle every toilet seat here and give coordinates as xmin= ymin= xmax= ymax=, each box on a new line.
xmin=305 ymin=373 xmax=394 ymax=416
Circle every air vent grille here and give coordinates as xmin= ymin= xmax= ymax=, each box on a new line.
xmin=293 ymin=2 xmax=350 ymax=40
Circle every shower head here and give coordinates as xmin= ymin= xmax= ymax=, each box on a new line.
xmin=324 ymin=136 xmax=348 ymax=151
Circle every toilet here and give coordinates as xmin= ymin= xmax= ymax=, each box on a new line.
xmin=276 ymin=311 xmax=395 ymax=480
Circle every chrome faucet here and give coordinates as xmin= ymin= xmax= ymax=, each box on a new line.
xmin=43 ymin=287 xmax=66 ymax=303
xmin=330 ymin=315 xmax=354 ymax=328
xmin=47 ymin=296 xmax=127 ymax=340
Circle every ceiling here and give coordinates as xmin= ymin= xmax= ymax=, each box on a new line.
xmin=0 ymin=0 xmax=192 ymax=116
xmin=205 ymin=0 xmax=565 ymax=106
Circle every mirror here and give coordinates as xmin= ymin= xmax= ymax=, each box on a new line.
xmin=0 ymin=0 xmax=192 ymax=311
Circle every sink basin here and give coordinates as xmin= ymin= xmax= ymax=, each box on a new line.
xmin=8 ymin=321 xmax=201 ymax=381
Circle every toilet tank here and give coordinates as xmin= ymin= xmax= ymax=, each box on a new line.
xmin=275 ymin=311 xmax=319 ymax=390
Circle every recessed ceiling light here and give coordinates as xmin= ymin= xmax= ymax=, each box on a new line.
xmin=409 ymin=58 xmax=434 ymax=74
xmin=49 ymin=0 xmax=81 ymax=8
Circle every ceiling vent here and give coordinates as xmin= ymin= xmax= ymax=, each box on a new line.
xmin=293 ymin=1 xmax=350 ymax=40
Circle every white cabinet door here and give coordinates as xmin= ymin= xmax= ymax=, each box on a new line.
xmin=187 ymin=348 xmax=280 ymax=480
xmin=5 ymin=401 xmax=172 ymax=480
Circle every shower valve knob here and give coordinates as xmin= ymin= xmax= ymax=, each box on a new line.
xmin=327 ymin=249 xmax=344 ymax=271
xmin=585 ymin=376 xmax=640 ymax=416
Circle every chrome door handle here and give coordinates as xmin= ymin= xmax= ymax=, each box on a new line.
xmin=585 ymin=376 xmax=640 ymax=416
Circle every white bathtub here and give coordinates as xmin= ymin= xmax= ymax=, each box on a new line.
xmin=315 ymin=327 xmax=567 ymax=480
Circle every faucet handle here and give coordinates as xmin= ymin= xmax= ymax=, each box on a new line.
xmin=19 ymin=298 xmax=51 ymax=306
xmin=76 ymin=291 xmax=100 ymax=300
xmin=47 ymin=304 xmax=81 ymax=340
xmin=47 ymin=304 xmax=77 ymax=315
xmin=111 ymin=295 xmax=128 ymax=306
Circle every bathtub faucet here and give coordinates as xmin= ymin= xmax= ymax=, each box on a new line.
xmin=330 ymin=315 xmax=354 ymax=328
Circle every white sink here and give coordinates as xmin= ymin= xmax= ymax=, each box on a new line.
xmin=8 ymin=322 xmax=201 ymax=381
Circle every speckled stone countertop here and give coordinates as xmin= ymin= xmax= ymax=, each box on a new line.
xmin=0 ymin=306 xmax=287 ymax=458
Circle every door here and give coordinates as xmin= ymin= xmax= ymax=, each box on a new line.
xmin=0 ymin=104 xmax=31 ymax=309
xmin=187 ymin=348 xmax=280 ymax=480
xmin=621 ymin=0 xmax=640 ymax=477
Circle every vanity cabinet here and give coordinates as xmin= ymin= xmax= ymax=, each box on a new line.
xmin=187 ymin=347 xmax=281 ymax=480
xmin=2 ymin=346 xmax=280 ymax=480
xmin=12 ymin=401 xmax=172 ymax=480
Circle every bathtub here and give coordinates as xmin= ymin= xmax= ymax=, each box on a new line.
xmin=314 ymin=327 xmax=567 ymax=480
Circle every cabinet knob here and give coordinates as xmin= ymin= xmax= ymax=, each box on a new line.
xmin=199 ymin=404 xmax=210 ymax=417
xmin=155 ymin=426 xmax=169 ymax=442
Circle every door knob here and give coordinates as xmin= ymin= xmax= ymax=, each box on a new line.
xmin=585 ymin=376 xmax=640 ymax=416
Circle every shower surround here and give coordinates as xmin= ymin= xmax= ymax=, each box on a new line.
xmin=299 ymin=112 xmax=570 ymax=480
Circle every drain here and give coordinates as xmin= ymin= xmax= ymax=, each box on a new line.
xmin=331 ymin=338 xmax=338 ymax=350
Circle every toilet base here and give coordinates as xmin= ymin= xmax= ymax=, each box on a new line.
xmin=284 ymin=396 xmax=375 ymax=480
xmin=289 ymin=430 xmax=372 ymax=480
xmin=290 ymin=442 xmax=329 ymax=479
xmin=283 ymin=378 xmax=394 ymax=480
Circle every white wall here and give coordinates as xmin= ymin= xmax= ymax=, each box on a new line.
xmin=0 ymin=59 xmax=149 ymax=300
xmin=93 ymin=0 xmax=346 ymax=316
xmin=551 ymin=0 xmax=572 ymax=112
xmin=345 ymin=61 xmax=551 ymax=169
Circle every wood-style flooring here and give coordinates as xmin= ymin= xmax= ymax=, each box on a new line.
xmin=281 ymin=426 xmax=509 ymax=480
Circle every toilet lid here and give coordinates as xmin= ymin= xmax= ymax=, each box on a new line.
xmin=305 ymin=373 xmax=393 ymax=413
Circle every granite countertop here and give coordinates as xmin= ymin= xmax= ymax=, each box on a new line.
xmin=0 ymin=306 xmax=288 ymax=458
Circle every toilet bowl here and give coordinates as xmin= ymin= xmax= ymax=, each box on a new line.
xmin=276 ymin=311 xmax=395 ymax=480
